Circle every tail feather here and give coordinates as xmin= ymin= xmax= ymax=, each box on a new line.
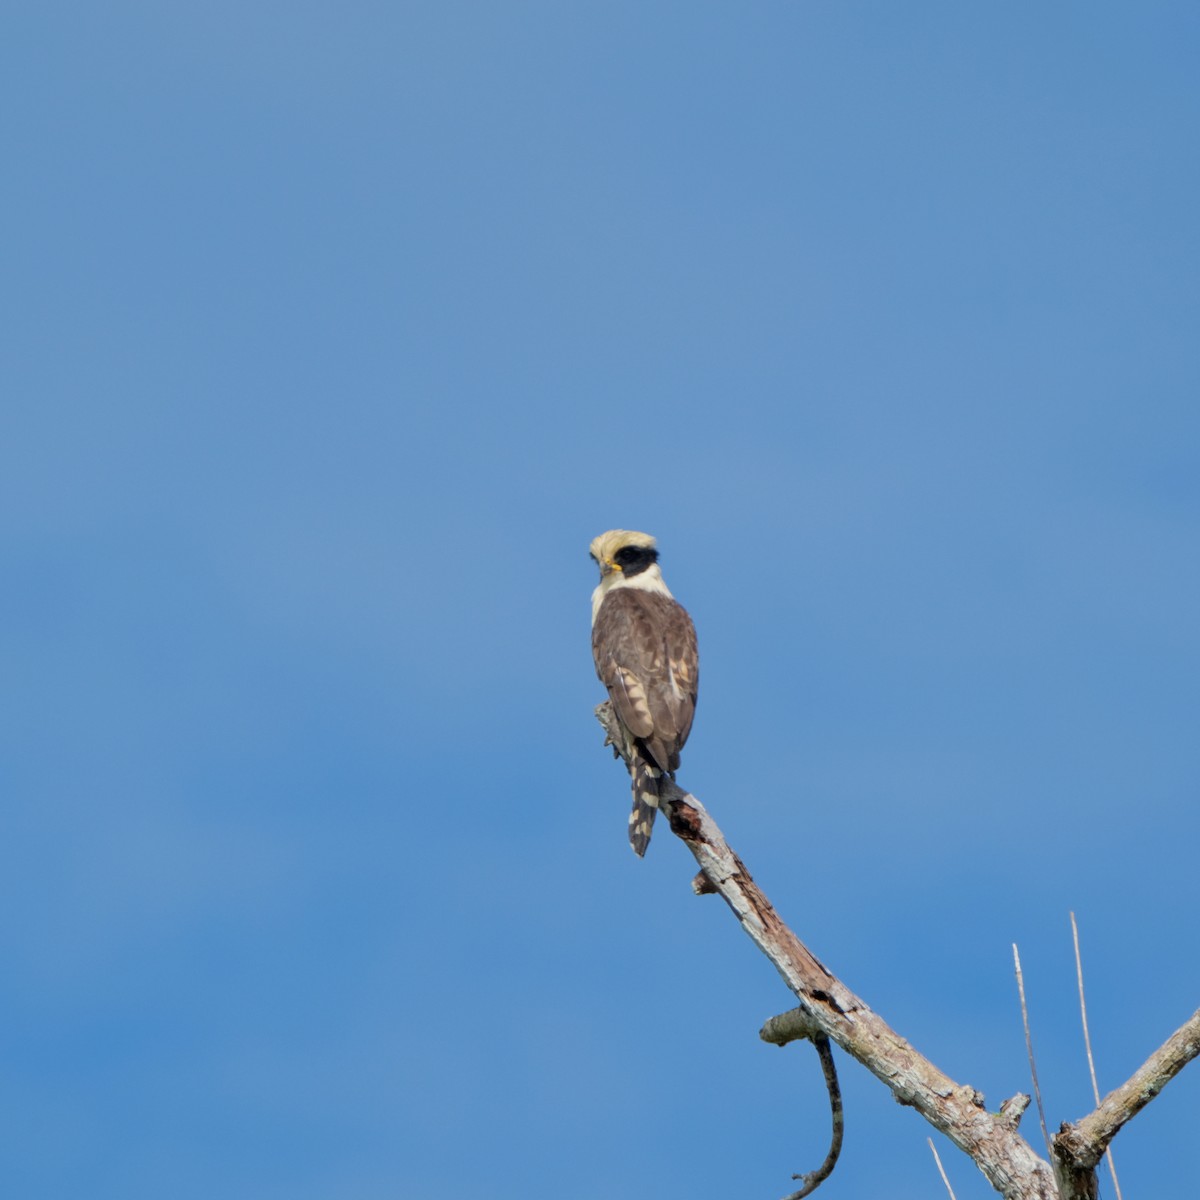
xmin=629 ymin=756 xmax=661 ymax=856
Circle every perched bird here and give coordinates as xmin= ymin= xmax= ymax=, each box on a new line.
xmin=589 ymin=530 xmax=699 ymax=855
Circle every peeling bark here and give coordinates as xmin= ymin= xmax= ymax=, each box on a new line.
xmin=595 ymin=702 xmax=1198 ymax=1199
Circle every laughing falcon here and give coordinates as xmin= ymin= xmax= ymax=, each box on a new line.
xmin=590 ymin=529 xmax=699 ymax=856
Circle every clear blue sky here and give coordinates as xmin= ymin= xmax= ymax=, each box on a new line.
xmin=3 ymin=4 xmax=1198 ymax=1197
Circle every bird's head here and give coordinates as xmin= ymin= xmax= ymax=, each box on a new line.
xmin=589 ymin=529 xmax=660 ymax=581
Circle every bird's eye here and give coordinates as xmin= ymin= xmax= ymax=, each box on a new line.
xmin=588 ymin=552 xmax=598 ymax=563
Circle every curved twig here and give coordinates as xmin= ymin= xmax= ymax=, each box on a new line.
xmin=761 ymin=1009 xmax=844 ymax=1198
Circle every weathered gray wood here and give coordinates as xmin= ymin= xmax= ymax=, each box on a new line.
xmin=594 ymin=701 xmax=1197 ymax=1199
xmin=1053 ymin=1008 xmax=1200 ymax=1199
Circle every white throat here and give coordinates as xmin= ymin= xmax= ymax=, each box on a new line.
xmin=591 ymin=563 xmax=673 ymax=625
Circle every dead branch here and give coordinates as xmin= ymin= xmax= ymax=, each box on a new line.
xmin=1053 ymin=1007 xmax=1200 ymax=1198
xmin=594 ymin=701 xmax=1199 ymax=1200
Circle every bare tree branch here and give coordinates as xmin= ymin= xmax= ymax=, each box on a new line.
xmin=1054 ymin=1006 xmax=1200 ymax=1191
xmin=598 ymin=695 xmax=1058 ymax=1199
xmin=593 ymin=703 xmax=1199 ymax=1199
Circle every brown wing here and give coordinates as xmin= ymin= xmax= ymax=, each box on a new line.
xmin=592 ymin=589 xmax=699 ymax=773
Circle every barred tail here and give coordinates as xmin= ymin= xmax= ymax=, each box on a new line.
xmin=629 ymin=755 xmax=661 ymax=857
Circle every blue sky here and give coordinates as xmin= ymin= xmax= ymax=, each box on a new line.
xmin=3 ymin=4 xmax=1198 ymax=1197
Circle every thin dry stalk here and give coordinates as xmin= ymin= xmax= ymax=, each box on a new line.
xmin=928 ymin=1137 xmax=958 ymax=1200
xmin=1070 ymin=912 xmax=1123 ymax=1200
xmin=1013 ymin=943 xmax=1051 ymax=1157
